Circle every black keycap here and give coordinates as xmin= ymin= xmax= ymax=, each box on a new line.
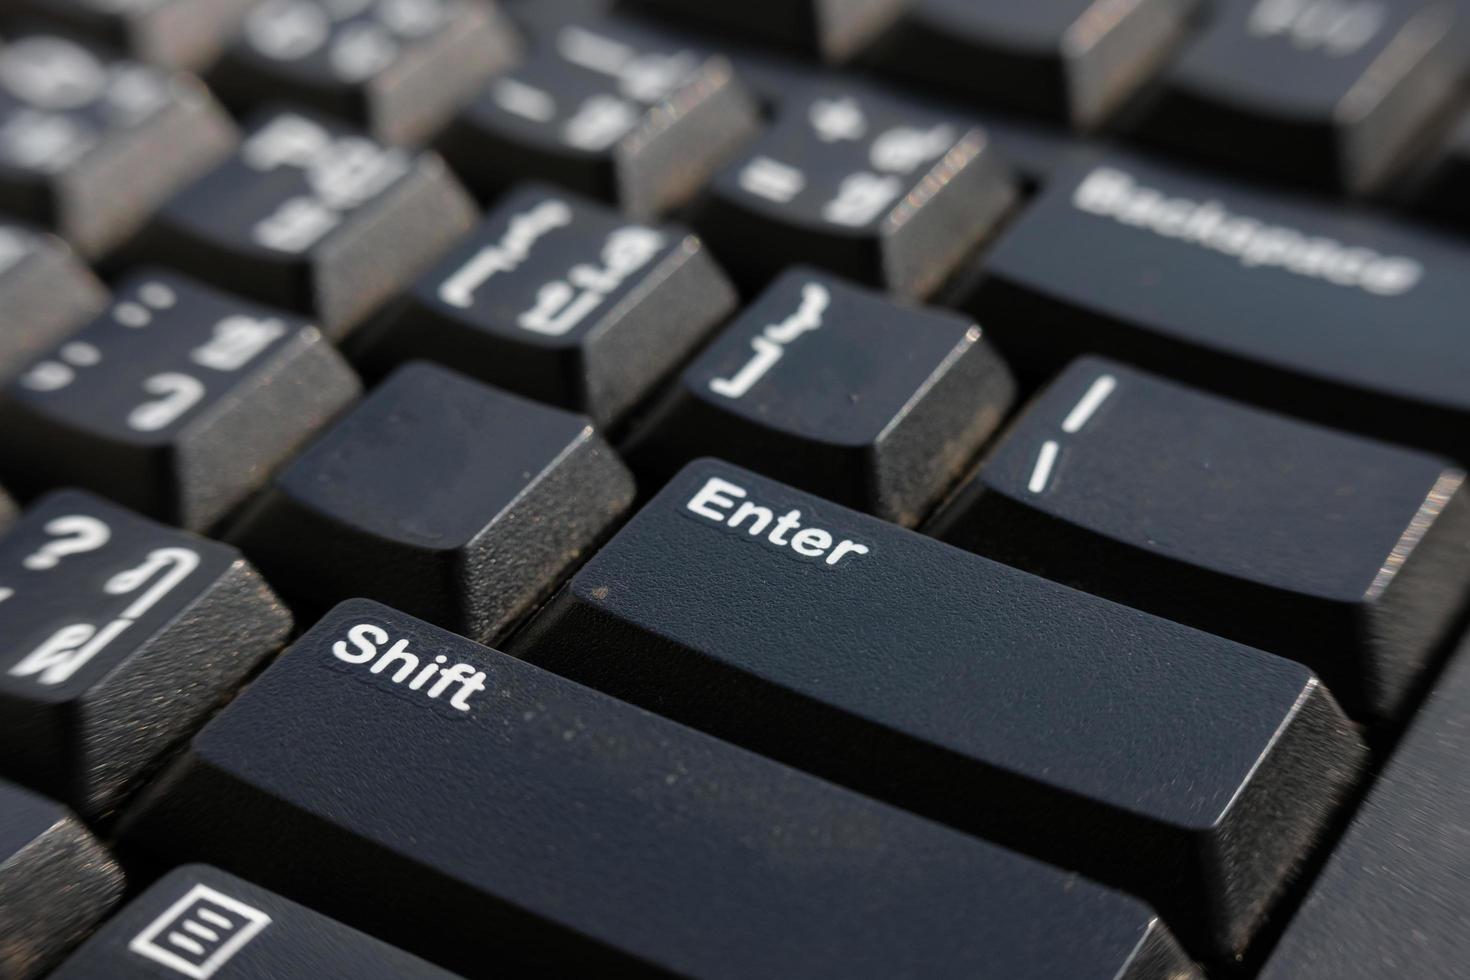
xmin=627 ymin=268 xmax=1015 ymax=526
xmin=136 ymin=109 xmax=476 ymax=338
xmin=0 ymin=223 xmax=107 ymax=382
xmin=119 ymin=599 xmax=1198 ymax=980
xmin=0 ymin=779 xmax=123 ymax=980
xmin=932 ymin=357 xmax=1470 ymax=719
xmin=1139 ymin=0 xmax=1469 ymax=194
xmin=229 ymin=362 xmax=634 ymax=643
xmin=0 ymin=33 xmax=236 ymax=257
xmin=213 ymin=0 xmax=519 ymax=145
xmin=351 ymin=183 xmax=737 ymax=426
xmin=969 ymin=151 xmax=1470 ymax=455
xmin=1258 ymin=634 xmax=1470 ymax=980
xmin=698 ymin=84 xmax=1016 ymax=297
xmin=871 ymin=0 xmax=1199 ymax=129
xmin=439 ymin=16 xmax=758 ymax=217
xmin=6 ymin=0 xmax=257 ymax=70
xmin=0 ymin=271 xmax=361 ymax=531
xmin=626 ymin=0 xmax=907 ymax=62
xmin=51 ymin=864 xmax=462 ymax=980
xmin=0 ymin=490 xmax=291 ymax=817
xmin=512 ymin=459 xmax=1368 ymax=956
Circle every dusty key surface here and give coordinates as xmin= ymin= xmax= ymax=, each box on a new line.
xmin=0 ymin=778 xmax=124 ymax=980
xmin=0 ymin=491 xmax=291 ymax=818
xmin=50 ymin=864 xmax=464 ymax=979
xmin=970 ymin=151 xmax=1470 ymax=455
xmin=933 ymin=357 xmax=1470 ymax=719
xmin=118 ymin=599 xmax=1197 ymax=980
xmin=628 ymin=267 xmax=1014 ymax=525
xmin=353 ymin=183 xmax=737 ymax=426
xmin=0 ymin=270 xmax=361 ymax=530
xmin=513 ymin=459 xmax=1368 ymax=956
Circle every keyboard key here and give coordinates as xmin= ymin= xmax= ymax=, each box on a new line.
xmin=871 ymin=0 xmax=1199 ymax=129
xmin=0 ymin=223 xmax=107 ymax=382
xmin=0 ymin=34 xmax=236 ymax=257
xmin=0 ymin=271 xmax=361 ymax=531
xmin=214 ymin=0 xmax=519 ymax=145
xmin=6 ymin=0 xmax=257 ymax=70
xmin=0 ymin=491 xmax=291 ymax=817
xmin=1139 ymin=0 xmax=1469 ymax=193
xmin=0 ymin=779 xmax=123 ymax=980
xmin=0 ymin=485 xmax=14 ymax=531
xmin=1258 ymin=634 xmax=1470 ymax=980
xmin=136 ymin=110 xmax=476 ymax=339
xmin=512 ymin=460 xmax=1368 ymax=956
xmin=628 ymin=268 xmax=1015 ymax=525
xmin=50 ymin=864 xmax=462 ymax=979
xmin=119 ymin=598 xmax=1198 ymax=979
xmin=933 ymin=357 xmax=1470 ymax=718
xmin=439 ymin=16 xmax=758 ymax=217
xmin=351 ymin=183 xmax=737 ymax=426
xmin=626 ymin=0 xmax=907 ymax=62
xmin=1414 ymin=106 xmax=1470 ymax=224
xmin=970 ymin=151 xmax=1470 ymax=455
xmin=229 ymin=362 xmax=634 ymax=643
xmin=698 ymin=85 xmax=1016 ymax=297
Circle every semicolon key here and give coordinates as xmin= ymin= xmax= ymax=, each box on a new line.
xmin=0 ymin=270 xmax=362 ymax=532
xmin=930 ymin=357 xmax=1470 ymax=719
xmin=0 ymin=33 xmax=237 ymax=257
xmin=626 ymin=267 xmax=1016 ymax=526
xmin=134 ymin=109 xmax=476 ymax=339
xmin=697 ymin=84 xmax=1017 ymax=298
xmin=439 ymin=15 xmax=758 ymax=217
xmin=1137 ymin=0 xmax=1470 ymax=194
xmin=0 ymin=778 xmax=124 ymax=980
xmin=3 ymin=0 xmax=257 ymax=70
xmin=212 ymin=0 xmax=520 ymax=145
xmin=968 ymin=151 xmax=1470 ymax=456
xmin=869 ymin=0 xmax=1200 ymax=130
xmin=49 ymin=865 xmax=464 ymax=979
xmin=0 ymin=490 xmax=292 ymax=819
xmin=117 ymin=598 xmax=1200 ymax=980
xmin=350 ymin=182 xmax=738 ymax=427
xmin=623 ymin=0 xmax=907 ymax=62
xmin=510 ymin=459 xmax=1369 ymax=957
xmin=228 ymin=361 xmax=635 ymax=644
xmin=0 ymin=223 xmax=108 ymax=382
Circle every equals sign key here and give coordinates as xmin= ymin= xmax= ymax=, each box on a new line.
xmin=126 ymin=883 xmax=271 ymax=978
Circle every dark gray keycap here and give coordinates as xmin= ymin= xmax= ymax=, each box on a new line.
xmin=214 ymin=0 xmax=519 ymax=145
xmin=969 ymin=151 xmax=1470 ymax=455
xmin=119 ymin=598 xmax=1198 ymax=980
xmin=1140 ymin=0 xmax=1469 ymax=193
xmin=229 ymin=362 xmax=634 ymax=644
xmin=0 ymin=270 xmax=361 ymax=531
xmin=512 ymin=460 xmax=1368 ymax=956
xmin=351 ymin=182 xmax=737 ymax=426
xmin=872 ymin=0 xmax=1198 ymax=129
xmin=0 ymin=33 xmax=236 ymax=257
xmin=50 ymin=864 xmax=463 ymax=979
xmin=0 ymin=223 xmax=107 ymax=382
xmin=626 ymin=0 xmax=906 ymax=62
xmin=932 ymin=357 xmax=1470 ymax=719
xmin=698 ymin=84 xmax=1016 ymax=297
xmin=440 ymin=16 xmax=757 ymax=217
xmin=628 ymin=267 xmax=1015 ymax=526
xmin=0 ymin=490 xmax=291 ymax=818
xmin=136 ymin=109 xmax=476 ymax=338
xmin=1258 ymin=634 xmax=1470 ymax=979
xmin=0 ymin=779 xmax=123 ymax=980
xmin=6 ymin=0 xmax=257 ymax=70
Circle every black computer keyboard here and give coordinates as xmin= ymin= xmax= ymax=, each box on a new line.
xmin=0 ymin=1 xmax=1467 ymax=977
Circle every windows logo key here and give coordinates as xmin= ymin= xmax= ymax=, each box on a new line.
xmin=127 ymin=883 xmax=272 ymax=978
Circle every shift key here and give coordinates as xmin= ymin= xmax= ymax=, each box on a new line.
xmin=969 ymin=151 xmax=1470 ymax=456
xmin=512 ymin=459 xmax=1367 ymax=957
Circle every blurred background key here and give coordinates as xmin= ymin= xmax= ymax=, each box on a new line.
xmin=0 ymin=223 xmax=107 ymax=382
xmin=625 ymin=0 xmax=908 ymax=63
xmin=4 ymin=0 xmax=258 ymax=71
